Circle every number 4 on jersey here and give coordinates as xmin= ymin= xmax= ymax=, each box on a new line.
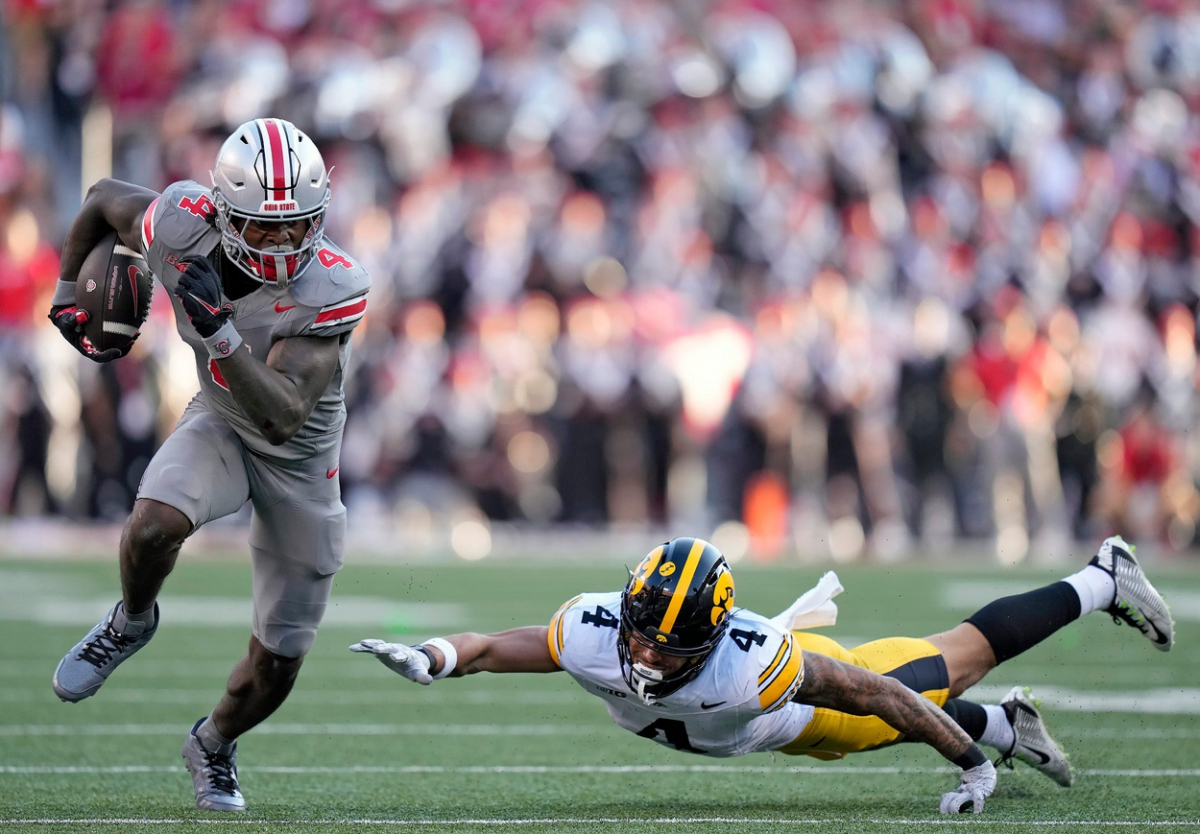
xmin=730 ymin=628 xmax=766 ymax=652
xmin=581 ymin=606 xmax=619 ymax=629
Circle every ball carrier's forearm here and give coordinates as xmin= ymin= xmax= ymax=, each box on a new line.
xmin=59 ymin=179 xmax=158 ymax=282
xmin=175 ymin=256 xmax=341 ymax=446
xmin=215 ymin=342 xmax=320 ymax=446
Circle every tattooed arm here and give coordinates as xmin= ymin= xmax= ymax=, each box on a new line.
xmin=794 ymin=650 xmax=974 ymax=761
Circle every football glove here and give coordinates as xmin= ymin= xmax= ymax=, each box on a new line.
xmin=939 ymin=759 xmax=997 ymax=814
xmin=174 ymin=256 xmax=233 ymax=338
xmin=349 ymin=639 xmax=433 ymax=685
xmin=48 ymin=304 xmax=134 ymax=362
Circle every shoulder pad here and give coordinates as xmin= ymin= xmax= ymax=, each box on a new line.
xmin=548 ymin=592 xmax=620 ymax=668
xmin=756 ymin=627 xmax=804 ymax=714
xmin=290 ymin=239 xmax=372 ymax=308
xmin=142 ymin=181 xmax=220 ymax=257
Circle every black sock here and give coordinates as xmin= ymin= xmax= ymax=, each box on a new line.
xmin=965 ymin=581 xmax=1082 ymax=664
xmin=942 ymin=698 xmax=987 ymax=741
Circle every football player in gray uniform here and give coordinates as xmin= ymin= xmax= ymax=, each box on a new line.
xmin=352 ymin=534 xmax=1173 ymax=815
xmin=49 ymin=118 xmax=370 ymax=812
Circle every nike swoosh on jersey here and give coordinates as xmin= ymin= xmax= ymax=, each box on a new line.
xmin=275 ymin=301 xmax=296 ymax=313
xmin=700 ymin=700 xmax=727 ymax=710
xmin=326 ymin=466 xmax=339 ymax=479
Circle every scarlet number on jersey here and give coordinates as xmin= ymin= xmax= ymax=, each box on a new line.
xmin=317 ymin=248 xmax=353 ymax=270
xmin=179 ymin=195 xmax=216 ymax=219
xmin=730 ymin=628 xmax=767 ymax=652
xmin=637 ymin=718 xmax=703 ymax=753
xmin=581 ymin=606 xmax=619 ymax=629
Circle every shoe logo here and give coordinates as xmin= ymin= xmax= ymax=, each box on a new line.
xmin=700 ymin=700 xmax=727 ymax=710
xmin=1023 ymin=745 xmax=1051 ymax=765
xmin=326 ymin=465 xmax=339 ymax=479
xmin=1143 ymin=616 xmax=1171 ymax=646
xmin=275 ymin=301 xmax=296 ymax=313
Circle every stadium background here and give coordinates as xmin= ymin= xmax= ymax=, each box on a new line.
xmin=6 ymin=0 xmax=1200 ymax=567
xmin=4 ymin=1 xmax=1200 ymax=830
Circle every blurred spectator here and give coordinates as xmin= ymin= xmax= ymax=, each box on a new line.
xmin=5 ymin=0 xmax=1200 ymax=561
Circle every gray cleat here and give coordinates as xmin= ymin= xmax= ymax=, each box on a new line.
xmin=53 ymin=602 xmax=158 ymax=702
xmin=999 ymin=686 xmax=1074 ymax=787
xmin=182 ymin=718 xmax=246 ymax=812
xmin=1090 ymin=536 xmax=1174 ymax=651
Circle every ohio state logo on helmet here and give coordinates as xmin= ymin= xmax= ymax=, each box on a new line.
xmin=210 ymin=118 xmax=330 ymax=289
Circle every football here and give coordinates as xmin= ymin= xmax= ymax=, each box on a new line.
xmin=74 ymin=231 xmax=153 ymax=354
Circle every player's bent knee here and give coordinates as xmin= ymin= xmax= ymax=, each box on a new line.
xmin=125 ymin=500 xmax=192 ymax=556
xmin=253 ymin=622 xmax=318 ymax=660
xmin=248 ymin=637 xmax=304 ymax=683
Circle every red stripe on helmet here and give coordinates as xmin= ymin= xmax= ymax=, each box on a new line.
xmin=263 ymin=119 xmax=287 ymax=201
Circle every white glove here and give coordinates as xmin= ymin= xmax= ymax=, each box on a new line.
xmin=939 ymin=759 xmax=997 ymax=814
xmin=349 ymin=639 xmax=433 ymax=685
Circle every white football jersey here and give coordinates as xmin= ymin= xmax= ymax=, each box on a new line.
xmin=548 ymin=591 xmax=815 ymax=757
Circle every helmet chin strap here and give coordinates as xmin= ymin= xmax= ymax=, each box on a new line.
xmin=630 ymin=662 xmax=665 ymax=705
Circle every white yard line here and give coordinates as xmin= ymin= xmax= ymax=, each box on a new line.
xmin=0 ymin=723 xmax=606 ymax=737
xmin=1 ymin=817 xmax=1198 ymax=827
xmin=2 ymin=764 xmax=1199 ymax=777
xmin=7 ymin=684 xmax=1200 ymax=712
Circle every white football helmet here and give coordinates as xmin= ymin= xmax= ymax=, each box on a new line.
xmin=210 ymin=118 xmax=330 ymax=287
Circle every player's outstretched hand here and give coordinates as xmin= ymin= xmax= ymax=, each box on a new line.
xmin=175 ymin=257 xmax=233 ymax=338
xmin=48 ymin=304 xmax=132 ymax=362
xmin=939 ymin=759 xmax=996 ymax=814
xmin=349 ymin=639 xmax=433 ymax=685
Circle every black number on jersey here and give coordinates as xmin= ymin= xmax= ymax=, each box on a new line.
xmin=730 ymin=628 xmax=767 ymax=652
xmin=637 ymin=718 xmax=703 ymax=753
xmin=581 ymin=606 xmax=619 ymax=629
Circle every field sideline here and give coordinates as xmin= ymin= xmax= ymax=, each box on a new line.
xmin=2 ymin=554 xmax=1200 ymax=833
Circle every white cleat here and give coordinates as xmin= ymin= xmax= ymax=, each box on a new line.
xmin=1090 ymin=536 xmax=1174 ymax=652
xmin=182 ymin=719 xmax=246 ymax=812
xmin=999 ymin=686 xmax=1073 ymax=787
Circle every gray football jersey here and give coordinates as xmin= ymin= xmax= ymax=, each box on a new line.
xmin=140 ymin=180 xmax=370 ymax=461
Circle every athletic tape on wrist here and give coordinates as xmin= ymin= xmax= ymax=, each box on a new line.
xmin=202 ymin=321 xmax=243 ymax=360
xmin=53 ymin=279 xmax=77 ymax=307
xmin=421 ymin=637 xmax=457 ymax=679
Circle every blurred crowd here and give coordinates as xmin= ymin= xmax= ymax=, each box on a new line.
xmin=2 ymin=0 xmax=1200 ymax=562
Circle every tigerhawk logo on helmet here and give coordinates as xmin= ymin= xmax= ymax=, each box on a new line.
xmin=618 ymin=537 xmax=734 ymax=705
xmin=209 ymin=118 xmax=331 ymax=289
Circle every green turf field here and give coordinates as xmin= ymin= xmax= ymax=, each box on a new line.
xmin=2 ymin=554 xmax=1200 ymax=832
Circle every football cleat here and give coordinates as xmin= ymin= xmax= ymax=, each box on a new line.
xmin=998 ymin=686 xmax=1073 ymax=787
xmin=52 ymin=602 xmax=158 ymax=702
xmin=183 ymin=718 xmax=246 ymax=812
xmin=1090 ymin=536 xmax=1174 ymax=652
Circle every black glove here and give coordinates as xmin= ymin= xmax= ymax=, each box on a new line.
xmin=174 ymin=257 xmax=233 ymax=338
xmin=48 ymin=304 xmax=134 ymax=362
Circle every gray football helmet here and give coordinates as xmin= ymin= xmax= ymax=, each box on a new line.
xmin=210 ymin=118 xmax=330 ymax=287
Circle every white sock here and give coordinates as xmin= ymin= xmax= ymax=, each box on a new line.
xmin=195 ymin=717 xmax=236 ymax=755
xmin=979 ymin=704 xmax=1015 ymax=753
xmin=1062 ymin=566 xmax=1117 ymax=616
